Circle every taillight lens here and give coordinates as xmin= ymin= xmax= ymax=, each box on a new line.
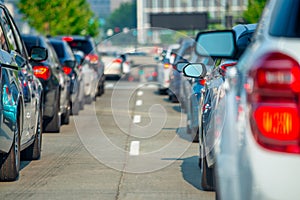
xmin=199 ymin=79 xmax=206 ymax=86
xmin=248 ymin=52 xmax=300 ymax=153
xmin=62 ymin=66 xmax=72 ymax=75
xmin=33 ymin=66 xmax=51 ymax=80
xmin=85 ymin=54 xmax=99 ymax=64
xmin=219 ymin=62 xmax=237 ymax=76
xmin=62 ymin=36 xmax=73 ymax=42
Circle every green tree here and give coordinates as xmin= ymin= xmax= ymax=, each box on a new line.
xmin=243 ymin=0 xmax=267 ymax=23
xmin=104 ymin=1 xmax=137 ymax=32
xmin=18 ymin=0 xmax=99 ymax=36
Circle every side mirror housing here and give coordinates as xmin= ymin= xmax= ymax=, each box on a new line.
xmin=30 ymin=46 xmax=48 ymax=62
xmin=195 ymin=30 xmax=237 ymax=59
xmin=183 ymin=63 xmax=207 ymax=78
xmin=175 ymin=59 xmax=189 ymax=72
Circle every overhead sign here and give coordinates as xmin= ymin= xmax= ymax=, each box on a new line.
xmin=150 ymin=12 xmax=208 ymax=30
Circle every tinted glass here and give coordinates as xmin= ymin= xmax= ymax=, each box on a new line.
xmin=67 ymin=40 xmax=94 ymax=54
xmin=51 ymin=42 xmax=65 ymax=58
xmin=269 ymin=0 xmax=300 ymax=37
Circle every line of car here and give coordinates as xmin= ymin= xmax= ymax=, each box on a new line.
xmin=0 ymin=3 xmax=105 ymax=181
xmin=156 ymin=0 xmax=300 ymax=199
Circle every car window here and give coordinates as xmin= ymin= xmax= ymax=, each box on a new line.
xmin=0 ymin=19 xmax=8 ymax=52
xmin=0 ymin=8 xmax=17 ymax=51
xmin=269 ymin=0 xmax=300 ymax=37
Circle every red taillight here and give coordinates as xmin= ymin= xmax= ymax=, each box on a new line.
xmin=219 ymin=62 xmax=237 ymax=76
xmin=62 ymin=66 xmax=72 ymax=75
xmin=33 ymin=66 xmax=51 ymax=80
xmin=85 ymin=54 xmax=99 ymax=64
xmin=113 ymin=58 xmax=122 ymax=63
xmin=249 ymin=52 xmax=300 ymax=153
xmin=199 ymin=79 xmax=206 ymax=86
xmin=62 ymin=36 xmax=73 ymax=42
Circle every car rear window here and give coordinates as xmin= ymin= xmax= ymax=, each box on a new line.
xmin=269 ymin=0 xmax=300 ymax=37
xmin=67 ymin=40 xmax=94 ymax=55
xmin=51 ymin=42 xmax=65 ymax=58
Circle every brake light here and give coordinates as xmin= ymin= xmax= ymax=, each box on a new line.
xmin=85 ymin=54 xmax=99 ymax=64
xmin=199 ymin=79 xmax=206 ymax=86
xmin=248 ymin=52 xmax=300 ymax=153
xmin=33 ymin=66 xmax=51 ymax=80
xmin=62 ymin=66 xmax=72 ymax=75
xmin=62 ymin=36 xmax=73 ymax=42
xmin=219 ymin=62 xmax=237 ymax=76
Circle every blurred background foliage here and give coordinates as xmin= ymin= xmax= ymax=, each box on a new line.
xmin=18 ymin=0 xmax=99 ymax=36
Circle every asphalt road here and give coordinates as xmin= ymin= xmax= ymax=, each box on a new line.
xmin=0 ymin=80 xmax=215 ymax=200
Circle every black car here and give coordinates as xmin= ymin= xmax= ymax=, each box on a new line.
xmin=49 ymin=38 xmax=84 ymax=115
xmin=0 ymin=3 xmax=46 ymax=181
xmin=56 ymin=35 xmax=105 ymax=98
xmin=22 ymin=35 xmax=71 ymax=132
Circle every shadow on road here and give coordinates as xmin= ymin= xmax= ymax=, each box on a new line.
xmin=176 ymin=127 xmax=193 ymax=142
xmin=180 ymin=156 xmax=201 ymax=190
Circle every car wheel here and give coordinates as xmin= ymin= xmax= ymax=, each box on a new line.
xmin=0 ymin=119 xmax=20 ymax=181
xmin=170 ymin=94 xmax=179 ymax=103
xmin=62 ymin=100 xmax=70 ymax=125
xmin=22 ymin=107 xmax=42 ymax=160
xmin=85 ymin=95 xmax=93 ymax=104
xmin=71 ymin=99 xmax=80 ymax=115
xmin=201 ymin=157 xmax=215 ymax=191
xmin=44 ymin=98 xmax=61 ymax=133
xmin=192 ymin=128 xmax=199 ymax=143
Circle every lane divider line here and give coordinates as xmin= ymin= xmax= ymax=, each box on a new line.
xmin=129 ymin=141 xmax=140 ymax=156
xmin=137 ymin=91 xmax=143 ymax=96
xmin=133 ymin=115 xmax=141 ymax=123
xmin=136 ymin=100 xmax=143 ymax=106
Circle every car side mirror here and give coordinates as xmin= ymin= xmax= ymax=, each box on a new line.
xmin=195 ymin=30 xmax=237 ymax=59
xmin=183 ymin=63 xmax=207 ymax=78
xmin=175 ymin=61 xmax=189 ymax=72
xmin=30 ymin=46 xmax=48 ymax=62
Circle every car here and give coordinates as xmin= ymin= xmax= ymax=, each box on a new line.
xmin=168 ymin=38 xmax=194 ymax=103
xmin=156 ymin=44 xmax=180 ymax=95
xmin=203 ymin=1 xmax=300 ymax=199
xmin=103 ymin=53 xmax=131 ymax=80
xmin=22 ymin=34 xmax=71 ymax=131
xmin=0 ymin=3 xmax=46 ymax=181
xmin=183 ymin=24 xmax=256 ymax=191
xmin=49 ymin=38 xmax=84 ymax=115
xmin=56 ymin=35 xmax=105 ymax=103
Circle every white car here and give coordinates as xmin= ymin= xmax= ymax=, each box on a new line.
xmin=198 ymin=0 xmax=300 ymax=199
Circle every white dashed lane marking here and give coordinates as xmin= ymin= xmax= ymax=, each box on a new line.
xmin=136 ymin=100 xmax=143 ymax=106
xmin=129 ymin=141 xmax=140 ymax=156
xmin=133 ymin=115 xmax=141 ymax=123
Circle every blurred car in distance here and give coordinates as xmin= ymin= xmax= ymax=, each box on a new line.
xmin=156 ymin=44 xmax=180 ymax=95
xmin=49 ymin=38 xmax=84 ymax=115
xmin=56 ymin=35 xmax=105 ymax=102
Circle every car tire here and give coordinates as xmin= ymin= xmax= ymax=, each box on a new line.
xmin=71 ymin=99 xmax=80 ymax=115
xmin=0 ymin=119 xmax=20 ymax=181
xmin=85 ymin=95 xmax=93 ymax=104
xmin=201 ymin=157 xmax=215 ymax=191
xmin=22 ymin=107 xmax=42 ymax=160
xmin=44 ymin=98 xmax=61 ymax=133
xmin=62 ymin=101 xmax=70 ymax=125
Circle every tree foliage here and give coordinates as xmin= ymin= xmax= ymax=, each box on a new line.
xmin=104 ymin=1 xmax=137 ymax=32
xmin=243 ymin=0 xmax=267 ymax=23
xmin=18 ymin=0 xmax=99 ymax=36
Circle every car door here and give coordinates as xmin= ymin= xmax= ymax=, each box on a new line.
xmin=1 ymin=7 xmax=36 ymax=144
